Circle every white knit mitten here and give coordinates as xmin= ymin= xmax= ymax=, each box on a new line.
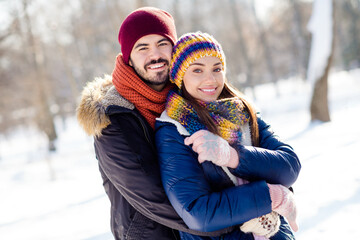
xmin=240 ymin=211 xmax=280 ymax=238
xmin=184 ymin=130 xmax=231 ymax=166
xmin=268 ymin=184 xmax=298 ymax=232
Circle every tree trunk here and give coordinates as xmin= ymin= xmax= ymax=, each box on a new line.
xmin=229 ymin=0 xmax=256 ymax=97
xmin=191 ymin=0 xmax=203 ymax=31
xmin=172 ymin=0 xmax=184 ymax=34
xmin=310 ymin=57 xmax=331 ymax=122
xmin=310 ymin=0 xmax=335 ymax=122
xmin=290 ymin=0 xmax=308 ymax=79
xmin=22 ymin=0 xmax=57 ymax=151
xmin=345 ymin=0 xmax=360 ymax=69
xmin=135 ymin=0 xmax=147 ymax=9
xmin=250 ymin=1 xmax=278 ymax=83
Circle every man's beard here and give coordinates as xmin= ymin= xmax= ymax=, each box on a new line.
xmin=131 ymin=58 xmax=170 ymax=86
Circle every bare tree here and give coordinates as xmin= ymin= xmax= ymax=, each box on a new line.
xmin=250 ymin=1 xmax=278 ymax=85
xmin=289 ymin=0 xmax=308 ymax=79
xmin=341 ymin=0 xmax=360 ymax=69
xmin=135 ymin=0 xmax=147 ymax=8
xmin=172 ymin=0 xmax=186 ymax=35
xmin=229 ymin=0 xmax=256 ymax=95
xmin=22 ymin=0 xmax=58 ymax=150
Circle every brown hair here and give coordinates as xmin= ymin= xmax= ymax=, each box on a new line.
xmin=181 ymin=81 xmax=259 ymax=147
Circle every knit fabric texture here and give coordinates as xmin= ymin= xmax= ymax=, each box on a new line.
xmin=118 ymin=7 xmax=177 ymax=64
xmin=170 ymin=32 xmax=226 ymax=89
xmin=166 ymin=90 xmax=249 ymax=144
xmin=112 ymin=54 xmax=173 ymax=129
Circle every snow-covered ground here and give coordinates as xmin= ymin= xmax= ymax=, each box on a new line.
xmin=251 ymin=69 xmax=360 ymax=239
xmin=1 ymin=69 xmax=359 ymax=239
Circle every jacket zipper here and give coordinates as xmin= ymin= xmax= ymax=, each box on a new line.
xmin=139 ymin=117 xmax=151 ymax=144
xmin=132 ymin=112 xmax=153 ymax=147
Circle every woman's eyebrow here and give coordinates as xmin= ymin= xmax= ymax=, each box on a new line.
xmin=189 ymin=62 xmax=222 ymax=67
xmin=189 ymin=63 xmax=205 ymax=66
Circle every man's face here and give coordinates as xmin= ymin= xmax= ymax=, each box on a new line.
xmin=129 ymin=34 xmax=173 ymax=91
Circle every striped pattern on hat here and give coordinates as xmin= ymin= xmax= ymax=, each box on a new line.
xmin=170 ymin=32 xmax=226 ymax=89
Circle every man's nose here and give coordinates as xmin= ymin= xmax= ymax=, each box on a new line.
xmin=149 ymin=46 xmax=161 ymax=60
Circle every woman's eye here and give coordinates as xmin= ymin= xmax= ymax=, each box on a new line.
xmin=193 ymin=69 xmax=202 ymax=73
xmin=214 ymin=68 xmax=222 ymax=72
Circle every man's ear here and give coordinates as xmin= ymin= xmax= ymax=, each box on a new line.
xmin=129 ymin=59 xmax=133 ymax=67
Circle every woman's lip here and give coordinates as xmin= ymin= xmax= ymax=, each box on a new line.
xmin=199 ymin=88 xmax=217 ymax=94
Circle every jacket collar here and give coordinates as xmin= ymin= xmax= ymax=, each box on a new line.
xmin=76 ymin=75 xmax=135 ymax=137
xmin=156 ymin=111 xmax=190 ymax=136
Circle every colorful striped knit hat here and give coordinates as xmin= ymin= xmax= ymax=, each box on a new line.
xmin=170 ymin=31 xmax=226 ymax=89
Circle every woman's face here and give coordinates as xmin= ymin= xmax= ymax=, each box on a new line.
xmin=183 ymin=56 xmax=225 ymax=102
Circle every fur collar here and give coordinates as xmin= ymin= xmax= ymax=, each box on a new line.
xmin=76 ymin=75 xmax=134 ymax=137
xmin=157 ymin=111 xmax=190 ymax=136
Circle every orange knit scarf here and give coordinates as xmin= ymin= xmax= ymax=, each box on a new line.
xmin=112 ymin=54 xmax=173 ymax=129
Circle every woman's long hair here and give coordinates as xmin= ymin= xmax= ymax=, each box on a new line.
xmin=181 ymin=81 xmax=259 ymax=147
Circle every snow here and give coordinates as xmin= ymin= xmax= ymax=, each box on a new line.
xmin=306 ymin=0 xmax=333 ymax=85
xmin=251 ymin=69 xmax=360 ymax=239
xmin=1 ymin=68 xmax=360 ymax=239
xmin=0 ymin=121 xmax=113 ymax=239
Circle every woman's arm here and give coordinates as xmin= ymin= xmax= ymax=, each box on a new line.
xmin=231 ymin=116 xmax=301 ymax=187
xmin=156 ymin=122 xmax=272 ymax=232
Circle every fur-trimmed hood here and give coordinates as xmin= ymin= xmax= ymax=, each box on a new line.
xmin=76 ymin=75 xmax=134 ymax=137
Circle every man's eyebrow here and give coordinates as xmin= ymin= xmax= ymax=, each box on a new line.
xmin=158 ymin=38 xmax=170 ymax=44
xmin=133 ymin=43 xmax=149 ymax=49
xmin=133 ymin=38 xmax=169 ymax=49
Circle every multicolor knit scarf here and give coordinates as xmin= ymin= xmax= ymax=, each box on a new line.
xmin=112 ymin=54 xmax=173 ymax=129
xmin=166 ymin=90 xmax=250 ymax=145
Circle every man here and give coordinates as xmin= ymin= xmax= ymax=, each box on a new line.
xmin=77 ymin=7 xmax=232 ymax=239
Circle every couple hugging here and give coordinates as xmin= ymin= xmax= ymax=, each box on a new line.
xmin=77 ymin=6 xmax=301 ymax=240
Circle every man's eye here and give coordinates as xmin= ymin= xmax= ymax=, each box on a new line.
xmin=159 ymin=42 xmax=169 ymax=46
xmin=139 ymin=47 xmax=148 ymax=51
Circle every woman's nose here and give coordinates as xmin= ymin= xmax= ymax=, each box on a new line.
xmin=204 ymin=72 xmax=217 ymax=83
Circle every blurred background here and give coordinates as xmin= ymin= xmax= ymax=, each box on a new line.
xmin=1 ymin=0 xmax=360 ymax=239
xmin=0 ymin=0 xmax=359 ymax=144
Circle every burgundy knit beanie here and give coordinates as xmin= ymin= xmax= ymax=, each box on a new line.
xmin=118 ymin=7 xmax=177 ymax=65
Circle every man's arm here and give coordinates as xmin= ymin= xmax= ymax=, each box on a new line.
xmin=94 ymin=113 xmax=232 ymax=236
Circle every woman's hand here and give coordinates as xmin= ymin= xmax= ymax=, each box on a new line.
xmin=184 ymin=130 xmax=239 ymax=168
xmin=268 ymin=184 xmax=298 ymax=232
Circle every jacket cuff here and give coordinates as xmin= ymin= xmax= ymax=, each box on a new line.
xmin=230 ymin=144 xmax=252 ymax=176
xmin=251 ymin=181 xmax=273 ymax=216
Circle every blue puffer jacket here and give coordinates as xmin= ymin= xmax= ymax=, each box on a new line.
xmin=155 ymin=113 xmax=301 ymax=240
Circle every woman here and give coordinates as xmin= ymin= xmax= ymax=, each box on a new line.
xmin=155 ymin=32 xmax=301 ymax=239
